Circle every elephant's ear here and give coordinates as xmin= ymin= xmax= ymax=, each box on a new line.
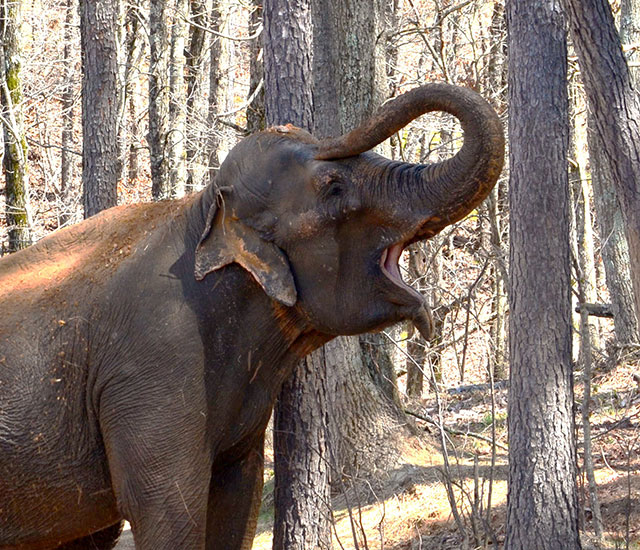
xmin=194 ymin=202 xmax=297 ymax=307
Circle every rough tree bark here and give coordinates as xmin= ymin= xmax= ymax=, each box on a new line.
xmin=60 ymin=0 xmax=78 ymax=226
xmin=589 ymin=130 xmax=640 ymax=345
xmin=506 ymin=1 xmax=582 ymax=549
xmin=80 ymin=0 xmax=121 ymax=218
xmin=564 ymin=0 xmax=640 ymax=328
xmin=168 ymin=0 xmax=187 ymax=196
xmin=184 ymin=0 xmax=209 ymax=191
xmin=120 ymin=0 xmax=143 ymax=187
xmin=206 ymin=0 xmax=227 ymax=185
xmin=581 ymin=0 xmax=640 ymax=346
xmin=314 ymin=0 xmax=407 ymax=482
xmin=246 ymin=0 xmax=264 ymax=135
xmin=148 ymin=0 xmax=171 ymax=199
xmin=263 ymin=3 xmax=328 ymax=549
xmin=1 ymin=0 xmax=32 ymax=251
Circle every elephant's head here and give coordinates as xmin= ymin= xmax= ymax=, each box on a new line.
xmin=194 ymin=83 xmax=504 ymax=339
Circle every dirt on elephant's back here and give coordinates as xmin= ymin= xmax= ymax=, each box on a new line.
xmin=0 ymin=196 xmax=198 ymax=311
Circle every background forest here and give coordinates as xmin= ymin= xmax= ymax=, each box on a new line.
xmin=1 ymin=0 xmax=639 ymax=549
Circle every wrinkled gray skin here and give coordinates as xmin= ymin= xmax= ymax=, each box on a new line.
xmin=0 ymin=84 xmax=503 ymax=550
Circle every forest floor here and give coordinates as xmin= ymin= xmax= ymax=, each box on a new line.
xmin=251 ymin=350 xmax=640 ymax=550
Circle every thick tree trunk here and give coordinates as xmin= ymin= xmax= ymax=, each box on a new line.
xmin=1 ymin=0 xmax=32 ymax=252
xmin=80 ymin=0 xmax=121 ymax=218
xmin=273 ymin=353 xmax=332 ymax=550
xmin=263 ymin=0 xmax=313 ymax=129
xmin=582 ymin=0 xmax=640 ymax=346
xmin=506 ymin=2 xmax=582 ymax=549
xmin=263 ymin=3 xmax=326 ymax=549
xmin=329 ymin=336 xmax=405 ymax=482
xmin=564 ymin=0 xmax=640 ymax=328
xmin=313 ymin=0 xmax=407 ymax=485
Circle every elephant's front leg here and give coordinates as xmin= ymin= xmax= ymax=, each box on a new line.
xmin=101 ymin=390 xmax=212 ymax=549
xmin=206 ymin=435 xmax=265 ymax=550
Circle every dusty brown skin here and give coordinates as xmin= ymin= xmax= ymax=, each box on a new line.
xmin=0 ymin=83 xmax=503 ymax=550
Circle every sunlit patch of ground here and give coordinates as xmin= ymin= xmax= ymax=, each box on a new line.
xmin=252 ymin=437 xmax=509 ymax=550
xmin=252 ymin=353 xmax=640 ymax=550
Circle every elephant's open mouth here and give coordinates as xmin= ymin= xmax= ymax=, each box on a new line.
xmin=380 ymin=243 xmax=423 ymax=300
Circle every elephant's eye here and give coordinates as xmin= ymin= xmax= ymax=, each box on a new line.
xmin=325 ymin=180 xmax=344 ymax=198
xmin=328 ymin=183 xmax=343 ymax=197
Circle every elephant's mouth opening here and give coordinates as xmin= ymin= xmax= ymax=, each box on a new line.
xmin=380 ymin=243 xmax=422 ymax=300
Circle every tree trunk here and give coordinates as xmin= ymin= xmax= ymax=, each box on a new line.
xmin=121 ymin=0 xmax=143 ymax=187
xmin=1 ymin=0 xmax=32 ymax=253
xmin=263 ymin=3 xmax=325 ymax=549
xmin=273 ymin=353 xmax=332 ymax=550
xmin=60 ymin=0 xmax=78 ymax=226
xmin=621 ymin=0 xmax=640 ymax=57
xmin=267 ymin=1 xmax=406 ymax=547
xmin=206 ymin=0 xmax=226 ymax=185
xmin=481 ymin=0 xmax=508 ymax=381
xmin=564 ymin=0 xmax=640 ymax=328
xmin=246 ymin=0 xmax=264 ymax=135
xmin=506 ymin=1 xmax=582 ymax=549
xmin=168 ymin=0 xmax=187 ymax=197
xmin=184 ymin=0 xmax=209 ymax=191
xmin=313 ymin=0 xmax=407 ymax=484
xmin=263 ymin=0 xmax=313 ymax=129
xmin=330 ymin=336 xmax=405 ymax=482
xmin=581 ymin=0 xmax=640 ymax=346
xmin=149 ymin=0 xmax=171 ymax=199
xmin=80 ymin=0 xmax=121 ymax=218
xmin=569 ymin=77 xmax=602 ymax=355
xmin=587 ymin=119 xmax=639 ymax=345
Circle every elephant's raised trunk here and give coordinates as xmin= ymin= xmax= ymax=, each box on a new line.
xmin=315 ymin=84 xmax=505 ymax=239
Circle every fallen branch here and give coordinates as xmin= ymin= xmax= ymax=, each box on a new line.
xmin=591 ymin=410 xmax=640 ymax=441
xmin=405 ymin=409 xmax=508 ymax=451
xmin=574 ymin=303 xmax=614 ymax=318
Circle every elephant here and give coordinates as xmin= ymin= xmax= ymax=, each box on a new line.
xmin=0 ymin=83 xmax=504 ymax=550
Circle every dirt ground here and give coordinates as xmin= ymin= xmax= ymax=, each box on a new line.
xmin=250 ymin=357 xmax=639 ymax=550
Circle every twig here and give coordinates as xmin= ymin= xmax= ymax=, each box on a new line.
xmin=592 ymin=410 xmax=640 ymax=441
